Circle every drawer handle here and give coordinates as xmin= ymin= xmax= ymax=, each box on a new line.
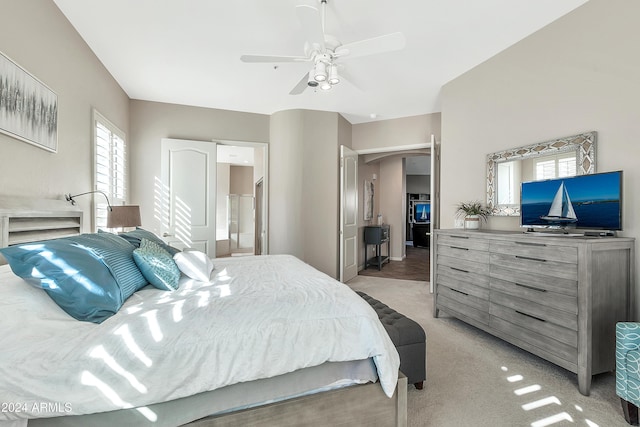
xmin=450 ymin=246 xmax=469 ymax=251
xmin=516 ymin=310 xmax=546 ymax=322
xmin=451 ymin=289 xmax=469 ymax=296
xmin=450 ymin=235 xmax=469 ymax=239
xmin=450 ymin=267 xmax=469 ymax=273
xmin=515 ymin=283 xmax=547 ymax=293
xmin=515 ymin=241 xmax=547 ymax=247
xmin=515 ymin=255 xmax=546 ymax=262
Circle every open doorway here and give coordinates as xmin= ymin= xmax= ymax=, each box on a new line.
xmin=215 ymin=142 xmax=268 ymax=257
xmin=358 ymin=154 xmax=431 ymax=282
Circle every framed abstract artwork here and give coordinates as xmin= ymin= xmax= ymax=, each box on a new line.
xmin=0 ymin=50 xmax=57 ymax=152
xmin=364 ymin=180 xmax=374 ymax=220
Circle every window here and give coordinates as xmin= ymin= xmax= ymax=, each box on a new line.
xmin=535 ymin=153 xmax=576 ymax=181
xmin=94 ymin=110 xmax=126 ymax=230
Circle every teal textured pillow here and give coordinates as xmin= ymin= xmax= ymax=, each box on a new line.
xmin=119 ymin=228 xmax=181 ymax=256
xmin=133 ymin=239 xmax=181 ymax=291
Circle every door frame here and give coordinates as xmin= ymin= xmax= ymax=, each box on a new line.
xmin=353 ymin=139 xmax=439 ymax=290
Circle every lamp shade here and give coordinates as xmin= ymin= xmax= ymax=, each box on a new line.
xmin=107 ymin=205 xmax=142 ymax=228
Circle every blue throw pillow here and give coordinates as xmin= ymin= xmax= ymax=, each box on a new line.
xmin=0 ymin=239 xmax=124 ymax=323
xmin=70 ymin=233 xmax=148 ymax=295
xmin=119 ymin=228 xmax=181 ymax=256
xmin=133 ymin=239 xmax=181 ymax=291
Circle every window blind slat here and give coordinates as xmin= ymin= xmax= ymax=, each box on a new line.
xmin=95 ymin=114 xmax=126 ymax=230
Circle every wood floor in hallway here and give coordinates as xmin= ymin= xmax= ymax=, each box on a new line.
xmin=358 ymin=245 xmax=429 ymax=282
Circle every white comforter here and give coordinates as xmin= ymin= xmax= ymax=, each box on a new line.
xmin=0 ymin=255 xmax=399 ymax=421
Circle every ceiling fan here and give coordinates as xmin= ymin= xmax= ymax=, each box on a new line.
xmin=240 ymin=0 xmax=406 ymax=95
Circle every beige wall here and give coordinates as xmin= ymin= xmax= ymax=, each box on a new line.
xmin=269 ymin=110 xmax=342 ymax=278
xmin=269 ymin=110 xmax=305 ymax=259
xmin=441 ymin=0 xmax=640 ymax=314
xmin=0 ymin=1 xmax=129 ymax=230
xmin=129 ymin=100 xmax=269 ymax=233
xmin=230 ymin=166 xmax=253 ymax=194
xmin=352 ymin=113 xmax=441 ymax=151
xmin=302 ymin=111 xmax=341 ymax=277
xmin=379 ymin=157 xmax=406 ymax=261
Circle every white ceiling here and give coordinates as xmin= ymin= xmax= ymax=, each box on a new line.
xmin=53 ymin=0 xmax=587 ymax=124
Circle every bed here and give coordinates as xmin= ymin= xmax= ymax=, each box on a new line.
xmin=0 ymin=197 xmax=406 ymax=427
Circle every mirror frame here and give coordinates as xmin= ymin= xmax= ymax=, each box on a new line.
xmin=487 ymin=131 xmax=597 ymax=216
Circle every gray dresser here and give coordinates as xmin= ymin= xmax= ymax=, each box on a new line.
xmin=433 ymin=229 xmax=635 ymax=395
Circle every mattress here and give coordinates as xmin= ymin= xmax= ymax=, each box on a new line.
xmin=0 ymin=255 xmax=399 ymax=423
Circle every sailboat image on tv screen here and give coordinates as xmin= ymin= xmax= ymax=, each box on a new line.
xmin=420 ymin=207 xmax=427 ymax=220
xmin=540 ymin=181 xmax=578 ymax=224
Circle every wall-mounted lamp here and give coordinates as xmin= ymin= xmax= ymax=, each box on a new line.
xmin=66 ymin=191 xmax=141 ymax=230
xmin=106 ymin=205 xmax=141 ymax=229
xmin=65 ymin=191 xmax=112 ymax=211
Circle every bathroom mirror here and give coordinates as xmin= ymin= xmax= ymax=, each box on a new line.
xmin=487 ymin=132 xmax=597 ymax=216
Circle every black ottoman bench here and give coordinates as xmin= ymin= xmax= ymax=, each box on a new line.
xmin=357 ymin=291 xmax=426 ymax=389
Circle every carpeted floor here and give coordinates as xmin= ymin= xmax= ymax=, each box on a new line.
xmin=346 ymin=275 xmax=628 ymax=427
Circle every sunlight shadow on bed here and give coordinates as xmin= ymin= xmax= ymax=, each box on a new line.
xmin=89 ymin=345 xmax=148 ymax=393
xmin=81 ymin=371 xmax=132 ymax=409
xmin=114 ymin=325 xmax=152 ymax=367
xmin=141 ymin=310 xmax=163 ymax=342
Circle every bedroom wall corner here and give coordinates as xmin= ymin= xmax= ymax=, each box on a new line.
xmin=0 ymin=0 xmax=129 ymax=231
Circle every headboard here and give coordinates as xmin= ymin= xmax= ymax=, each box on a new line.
xmin=0 ymin=196 xmax=83 ymax=251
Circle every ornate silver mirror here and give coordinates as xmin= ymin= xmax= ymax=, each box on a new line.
xmin=487 ymin=132 xmax=597 ymax=216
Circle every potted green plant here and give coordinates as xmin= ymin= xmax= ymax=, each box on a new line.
xmin=455 ymin=201 xmax=491 ymax=230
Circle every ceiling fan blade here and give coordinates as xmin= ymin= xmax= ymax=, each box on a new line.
xmin=240 ymin=54 xmax=310 ymax=63
xmin=296 ymin=4 xmax=325 ymax=52
xmin=289 ymin=71 xmax=311 ymax=95
xmin=335 ymin=32 xmax=406 ymax=59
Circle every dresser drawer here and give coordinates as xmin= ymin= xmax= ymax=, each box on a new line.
xmin=490 ymin=240 xmax=577 ymax=264
xmin=490 ymin=290 xmax=577 ymax=330
xmin=437 ymin=244 xmax=489 ymax=264
xmin=489 ymin=302 xmax=577 ymax=347
xmin=490 ymin=314 xmax=577 ymax=365
xmin=437 ymin=253 xmax=489 ymax=276
xmin=490 ymin=264 xmax=577 ymax=297
xmin=437 ymin=287 xmax=489 ymax=325
xmin=437 ymin=266 xmax=489 ymax=300
xmin=490 ymin=276 xmax=577 ymax=314
xmin=438 ymin=234 xmax=490 ymax=251
xmin=490 ymin=253 xmax=578 ymax=281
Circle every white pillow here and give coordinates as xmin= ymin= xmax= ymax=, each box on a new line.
xmin=173 ymin=250 xmax=214 ymax=282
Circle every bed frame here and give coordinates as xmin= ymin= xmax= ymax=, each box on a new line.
xmin=0 ymin=196 xmax=407 ymax=427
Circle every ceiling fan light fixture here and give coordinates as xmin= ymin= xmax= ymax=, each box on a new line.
xmin=314 ymin=61 xmax=327 ymax=82
xmin=328 ymin=64 xmax=340 ymax=85
xmin=307 ymin=72 xmax=319 ymax=87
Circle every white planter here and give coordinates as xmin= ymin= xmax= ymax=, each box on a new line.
xmin=464 ymin=215 xmax=480 ymax=230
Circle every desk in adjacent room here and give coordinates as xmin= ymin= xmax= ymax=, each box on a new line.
xmin=364 ymin=225 xmax=390 ymax=270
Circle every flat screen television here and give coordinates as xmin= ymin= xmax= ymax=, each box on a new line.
xmin=414 ymin=202 xmax=430 ymax=222
xmin=520 ymin=170 xmax=622 ymax=231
